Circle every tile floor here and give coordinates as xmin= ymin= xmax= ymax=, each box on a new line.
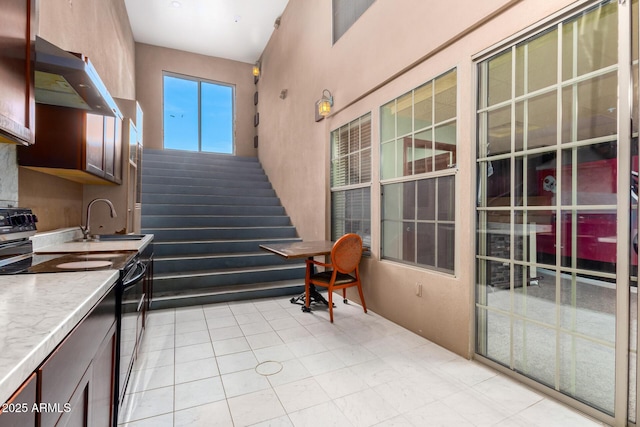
xmin=118 ymin=295 xmax=606 ymax=427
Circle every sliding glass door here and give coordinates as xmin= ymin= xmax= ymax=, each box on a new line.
xmin=475 ymin=1 xmax=640 ymax=423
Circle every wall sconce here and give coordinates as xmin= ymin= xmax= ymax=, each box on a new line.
xmin=279 ymin=89 xmax=287 ymax=99
xmin=252 ymin=62 xmax=261 ymax=77
xmin=315 ymin=89 xmax=333 ymax=122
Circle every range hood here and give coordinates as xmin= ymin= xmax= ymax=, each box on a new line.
xmin=34 ymin=37 xmax=120 ymax=117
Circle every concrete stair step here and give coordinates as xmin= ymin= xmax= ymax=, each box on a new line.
xmin=142 ymin=193 xmax=282 ymax=206
xmin=142 ymin=167 xmax=269 ymax=181
xmin=152 ymin=237 xmax=300 ymax=257
xmin=142 ymin=183 xmax=276 ymax=197
xmin=153 ymin=264 xmax=306 ymax=294
xmin=150 ymin=279 xmax=304 ymax=310
xmin=142 ymin=162 xmax=264 ymax=181
xmin=142 ymin=215 xmax=291 ymax=228
xmin=143 ymin=226 xmax=297 ymax=241
xmin=142 ymin=175 xmax=273 ymax=189
xmin=142 ymin=204 xmax=286 ymax=216
xmin=143 ymin=149 xmax=259 ymax=165
xmin=142 ymin=157 xmax=262 ymax=173
xmin=154 ymin=251 xmax=303 ymax=274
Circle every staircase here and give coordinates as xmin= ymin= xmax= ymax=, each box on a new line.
xmin=141 ymin=149 xmax=305 ymax=309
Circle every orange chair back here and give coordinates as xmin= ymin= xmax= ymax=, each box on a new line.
xmin=331 ymin=233 xmax=363 ymax=274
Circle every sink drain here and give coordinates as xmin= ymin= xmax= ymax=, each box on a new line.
xmin=255 ymin=361 xmax=283 ymax=376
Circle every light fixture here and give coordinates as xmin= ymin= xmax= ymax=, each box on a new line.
xmin=170 ymin=0 xmax=181 ymax=8
xmin=252 ymin=62 xmax=260 ymax=77
xmin=279 ymin=89 xmax=287 ymax=99
xmin=315 ymin=89 xmax=333 ymax=121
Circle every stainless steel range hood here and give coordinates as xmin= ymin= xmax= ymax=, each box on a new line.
xmin=34 ymin=37 xmax=120 ymax=117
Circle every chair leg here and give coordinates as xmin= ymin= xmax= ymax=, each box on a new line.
xmin=356 ymin=283 xmax=367 ymax=314
xmin=343 ymin=289 xmax=347 ymax=304
xmin=328 ymin=287 xmax=334 ymax=323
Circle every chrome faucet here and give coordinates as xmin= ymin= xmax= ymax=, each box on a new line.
xmin=80 ymin=198 xmax=117 ymax=240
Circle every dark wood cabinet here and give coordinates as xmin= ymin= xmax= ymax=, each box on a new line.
xmin=90 ymin=324 xmax=117 ymax=427
xmin=52 ymin=323 xmax=116 ymax=427
xmin=0 ymin=0 xmax=36 ymax=145
xmin=18 ymin=104 xmax=123 ymax=185
xmin=0 ymin=373 xmax=37 ymax=427
xmin=0 ymin=283 xmax=116 ymax=427
xmin=53 ymin=367 xmax=90 ymax=427
xmin=38 ymin=286 xmax=117 ymax=427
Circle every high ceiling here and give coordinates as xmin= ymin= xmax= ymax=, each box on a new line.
xmin=124 ymin=0 xmax=289 ymax=64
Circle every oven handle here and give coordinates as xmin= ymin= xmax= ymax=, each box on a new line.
xmin=137 ymin=293 xmax=146 ymax=312
xmin=123 ymin=261 xmax=146 ymax=288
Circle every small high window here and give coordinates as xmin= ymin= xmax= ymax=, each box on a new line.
xmin=332 ymin=0 xmax=376 ymax=43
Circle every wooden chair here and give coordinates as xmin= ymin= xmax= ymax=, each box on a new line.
xmin=304 ymin=233 xmax=367 ymax=322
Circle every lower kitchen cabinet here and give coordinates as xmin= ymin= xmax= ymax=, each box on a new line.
xmin=53 ymin=323 xmax=116 ymax=427
xmin=39 ymin=286 xmax=116 ymax=427
xmin=90 ymin=325 xmax=117 ymax=427
xmin=54 ymin=366 xmax=90 ymax=427
xmin=0 ymin=373 xmax=37 ymax=427
xmin=0 ymin=285 xmax=117 ymax=427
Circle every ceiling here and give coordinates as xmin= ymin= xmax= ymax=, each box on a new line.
xmin=124 ymin=0 xmax=289 ymax=64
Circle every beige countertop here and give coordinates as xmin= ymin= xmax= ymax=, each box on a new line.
xmin=0 ymin=270 xmax=119 ymax=406
xmin=35 ymin=233 xmax=154 ymax=254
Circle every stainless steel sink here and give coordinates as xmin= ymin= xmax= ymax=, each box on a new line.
xmin=74 ymin=234 xmax=146 ymax=242
xmin=95 ymin=234 xmax=146 ymax=241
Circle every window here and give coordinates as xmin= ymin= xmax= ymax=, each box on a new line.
xmin=331 ymin=113 xmax=372 ymax=247
xmin=380 ymin=69 xmax=457 ymax=273
xmin=163 ymin=73 xmax=234 ymax=153
xmin=332 ymin=0 xmax=376 ymax=43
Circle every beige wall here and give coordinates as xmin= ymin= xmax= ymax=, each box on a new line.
xmin=257 ymin=0 xmax=575 ymax=357
xmin=17 ymin=0 xmax=135 ymax=231
xmin=135 ymin=43 xmax=257 ymax=156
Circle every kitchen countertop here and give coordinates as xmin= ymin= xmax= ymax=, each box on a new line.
xmin=0 ymin=228 xmax=154 ymax=405
xmin=0 ymin=270 xmax=119 ymax=406
xmin=35 ymin=233 xmax=154 ymax=253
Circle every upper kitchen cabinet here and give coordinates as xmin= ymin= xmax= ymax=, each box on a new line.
xmin=18 ymin=104 xmax=123 ymax=185
xmin=0 ymin=0 xmax=36 ymax=146
xmin=17 ymin=36 xmax=126 ymax=185
xmin=84 ymin=98 xmax=143 ymax=234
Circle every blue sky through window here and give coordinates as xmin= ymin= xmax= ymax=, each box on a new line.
xmin=163 ymin=74 xmax=233 ymax=153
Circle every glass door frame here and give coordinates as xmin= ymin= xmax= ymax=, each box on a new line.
xmin=472 ymin=0 xmax=636 ymax=425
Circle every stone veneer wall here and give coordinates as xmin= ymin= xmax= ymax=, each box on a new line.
xmin=486 ymin=222 xmax=525 ymax=289
xmin=0 ymin=145 xmax=18 ymax=207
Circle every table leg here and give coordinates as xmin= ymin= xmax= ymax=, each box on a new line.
xmin=289 ymin=256 xmax=330 ymax=309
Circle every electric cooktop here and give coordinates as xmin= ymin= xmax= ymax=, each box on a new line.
xmin=0 ymin=251 xmax=136 ymax=275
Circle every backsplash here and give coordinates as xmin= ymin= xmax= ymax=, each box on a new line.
xmin=0 ymin=144 xmax=18 ymax=207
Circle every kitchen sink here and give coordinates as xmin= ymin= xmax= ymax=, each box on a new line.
xmin=95 ymin=234 xmax=146 ymax=241
xmin=74 ymin=234 xmax=146 ymax=242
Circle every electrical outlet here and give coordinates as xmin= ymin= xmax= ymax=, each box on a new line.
xmin=416 ymin=282 xmax=423 ymax=297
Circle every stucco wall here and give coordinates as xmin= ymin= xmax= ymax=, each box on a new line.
xmin=16 ymin=0 xmax=136 ymax=231
xmin=257 ymin=0 xmax=576 ymax=357
xmin=135 ymin=43 xmax=256 ymax=156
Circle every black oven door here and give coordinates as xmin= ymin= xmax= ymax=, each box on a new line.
xmin=118 ymin=259 xmax=146 ymax=406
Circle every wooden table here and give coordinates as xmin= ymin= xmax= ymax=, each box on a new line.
xmin=259 ymin=240 xmax=335 ymax=308
xmin=259 ymin=240 xmax=334 ymax=259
